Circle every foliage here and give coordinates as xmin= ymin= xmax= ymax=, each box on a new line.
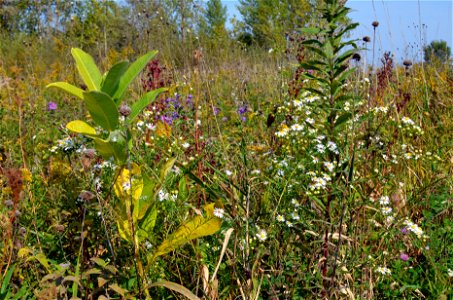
xmin=423 ymin=40 xmax=451 ymax=64
xmin=0 ymin=0 xmax=452 ymax=299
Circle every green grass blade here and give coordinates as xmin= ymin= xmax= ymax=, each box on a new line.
xmin=71 ymin=48 xmax=102 ymax=91
xmin=1 ymin=265 xmax=15 ymax=295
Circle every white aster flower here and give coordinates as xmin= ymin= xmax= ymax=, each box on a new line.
xmin=256 ymin=229 xmax=267 ymax=241
xmin=213 ymin=208 xmax=225 ymax=218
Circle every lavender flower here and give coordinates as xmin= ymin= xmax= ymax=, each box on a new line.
xmin=237 ymin=104 xmax=248 ymax=122
xmin=399 ymin=253 xmax=409 ymax=261
xmin=48 ymin=101 xmax=58 ymax=111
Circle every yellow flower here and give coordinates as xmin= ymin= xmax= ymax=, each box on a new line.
xmin=22 ymin=168 xmax=32 ymax=182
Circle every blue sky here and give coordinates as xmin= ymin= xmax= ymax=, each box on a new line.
xmin=221 ymin=0 xmax=453 ymax=63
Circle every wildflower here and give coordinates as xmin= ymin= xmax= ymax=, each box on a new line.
xmin=286 ymin=220 xmax=293 ymax=227
xmin=399 ymin=253 xmax=409 ymax=261
xmin=47 ymin=101 xmax=58 ymax=111
xmin=213 ymin=208 xmax=225 ymax=219
xmin=146 ymin=123 xmax=156 ymax=131
xmin=379 ymin=196 xmax=390 ymax=206
xmin=376 ymin=266 xmax=391 ymax=276
xmin=305 ymin=117 xmax=315 ymax=125
xmin=251 ymin=169 xmax=261 ymax=175
xmin=225 ymin=170 xmax=233 ymax=176
xmin=315 ymin=143 xmax=326 ymax=153
xmin=323 ymin=161 xmax=335 ymax=172
xmin=122 ymin=182 xmax=131 ymax=192
xmin=290 ymin=123 xmax=304 ymax=131
xmin=401 ymin=116 xmax=415 ymax=126
xmin=291 ymin=212 xmax=300 ymax=221
xmin=448 ymin=269 xmax=453 ymax=277
xmin=291 ymin=199 xmax=300 ymax=207
xmin=158 ymin=189 xmax=169 ymax=201
xmin=276 ymin=214 xmax=285 ymax=222
xmin=256 ymin=229 xmax=267 ymax=241
xmin=182 ymin=142 xmax=190 ymax=149
xmin=381 ymin=207 xmax=392 ymax=215
xmin=383 ymin=213 xmax=394 ymax=221
xmin=275 ymin=125 xmax=290 ymax=137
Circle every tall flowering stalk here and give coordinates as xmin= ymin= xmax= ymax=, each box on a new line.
xmin=298 ymin=0 xmax=360 ymax=297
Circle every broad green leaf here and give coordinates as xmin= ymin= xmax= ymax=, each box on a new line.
xmin=113 ymin=50 xmax=158 ymax=102
xmin=178 ymin=176 xmax=188 ymax=199
xmin=136 ymin=173 xmax=156 ymax=220
xmin=66 ymin=120 xmax=98 ymax=138
xmin=83 ymin=91 xmax=119 ymax=131
xmin=92 ymin=137 xmax=126 ymax=163
xmin=101 ymin=61 xmax=129 ymax=99
xmin=334 ymin=112 xmax=352 ymax=128
xmin=139 ymin=205 xmax=157 ymax=239
xmin=46 ymin=82 xmax=84 ymax=100
xmin=71 ymin=48 xmax=102 ymax=91
xmin=152 ymin=203 xmax=222 ymax=260
xmin=148 ymin=281 xmax=200 ymax=300
xmin=126 ymin=87 xmax=167 ymax=124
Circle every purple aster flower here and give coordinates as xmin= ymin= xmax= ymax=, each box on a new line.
xmin=213 ymin=106 xmax=220 ymax=115
xmin=48 ymin=101 xmax=58 ymax=111
xmin=161 ymin=115 xmax=173 ymax=125
xmin=399 ymin=253 xmax=409 ymax=261
xmin=237 ymin=105 xmax=248 ymax=115
xmin=400 ymin=228 xmax=408 ymax=234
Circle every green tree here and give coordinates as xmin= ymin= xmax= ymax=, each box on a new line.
xmin=238 ymin=0 xmax=312 ymax=49
xmin=423 ymin=40 xmax=451 ymax=64
xmin=202 ymin=0 xmax=228 ymax=39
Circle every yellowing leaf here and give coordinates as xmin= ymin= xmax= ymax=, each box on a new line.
xmin=113 ymin=165 xmax=143 ymax=204
xmin=66 ymin=120 xmax=98 ymax=138
xmin=152 ymin=203 xmax=222 ymax=260
xmin=18 ymin=247 xmax=33 ymax=259
xmin=156 ymin=120 xmax=171 ymax=138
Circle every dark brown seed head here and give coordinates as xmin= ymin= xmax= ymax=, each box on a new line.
xmin=79 ymin=190 xmax=95 ymax=202
xmin=352 ymin=53 xmax=361 ymax=61
xmin=119 ymin=104 xmax=131 ymax=117
xmin=403 ymin=59 xmax=413 ymax=67
xmin=372 ymin=21 xmax=379 ymax=28
xmin=363 ymin=36 xmax=371 ymax=43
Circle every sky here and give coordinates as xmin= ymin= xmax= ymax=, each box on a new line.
xmin=221 ymin=0 xmax=453 ymax=63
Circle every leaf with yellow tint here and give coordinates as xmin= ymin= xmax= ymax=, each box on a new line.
xmin=156 ymin=120 xmax=171 ymax=138
xmin=152 ymin=203 xmax=222 ymax=260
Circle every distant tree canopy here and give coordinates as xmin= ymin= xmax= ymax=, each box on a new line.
xmin=201 ymin=0 xmax=228 ymax=39
xmin=0 ymin=0 xmax=324 ymax=54
xmin=238 ymin=0 xmax=313 ymax=49
xmin=423 ymin=40 xmax=451 ymax=64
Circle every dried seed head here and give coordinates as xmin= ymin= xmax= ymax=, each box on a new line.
xmin=55 ymin=224 xmax=65 ymax=233
xmin=83 ymin=148 xmax=96 ymax=159
xmin=363 ymin=36 xmax=371 ymax=43
xmin=372 ymin=21 xmax=379 ymax=28
xmin=18 ymin=227 xmax=26 ymax=235
xmin=352 ymin=53 xmax=361 ymax=61
xmin=4 ymin=200 xmax=13 ymax=207
xmin=403 ymin=59 xmax=413 ymax=67
xmin=78 ymin=190 xmax=95 ymax=202
xmin=119 ymin=104 xmax=131 ymax=117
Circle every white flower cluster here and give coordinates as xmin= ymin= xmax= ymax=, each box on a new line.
xmin=400 ymin=116 xmax=423 ymax=136
xmin=376 ymin=266 xmax=391 ymax=276
xmin=403 ymin=219 xmax=427 ymax=239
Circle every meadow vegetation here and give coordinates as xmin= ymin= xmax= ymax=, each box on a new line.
xmin=0 ymin=0 xmax=452 ymax=299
